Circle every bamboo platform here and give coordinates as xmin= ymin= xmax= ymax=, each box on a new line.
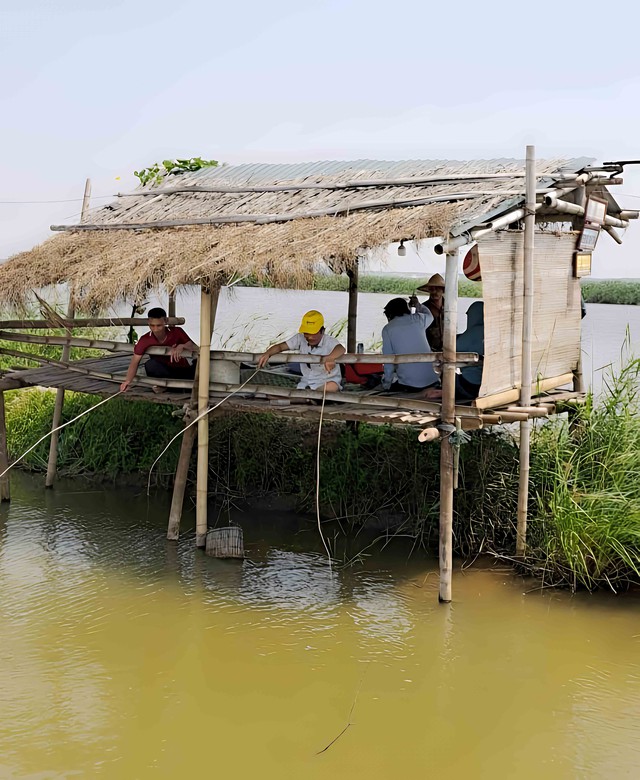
xmin=0 ymin=353 xmax=583 ymax=427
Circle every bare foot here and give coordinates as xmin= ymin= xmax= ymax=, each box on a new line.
xmin=152 ymin=385 xmax=164 ymax=394
xmin=421 ymin=388 xmax=442 ymax=400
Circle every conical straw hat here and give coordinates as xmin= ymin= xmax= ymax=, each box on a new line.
xmin=416 ymin=273 xmax=445 ymax=293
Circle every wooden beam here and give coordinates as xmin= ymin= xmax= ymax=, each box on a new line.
xmin=168 ymin=288 xmax=218 ymax=542
xmin=438 ymin=246 xmax=458 ymax=604
xmin=208 ymin=381 xmax=481 ymax=418
xmin=117 ymin=172 xmax=529 ymax=197
xmin=0 ymin=317 xmax=185 ymax=329
xmin=195 ymin=285 xmax=217 ymax=548
xmin=516 ymin=146 xmax=536 ymax=557
xmin=346 ymin=261 xmax=359 ymax=354
xmin=209 ymin=350 xmax=478 ymax=365
xmin=50 ymin=191 xmax=508 ymax=232
xmin=473 ymin=373 xmax=575 ymax=410
xmin=0 ymin=392 xmax=10 ymax=502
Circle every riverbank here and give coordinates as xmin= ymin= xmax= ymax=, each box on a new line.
xmin=244 ymin=274 xmax=640 ymax=305
xmin=4 ymin=357 xmax=640 ymax=592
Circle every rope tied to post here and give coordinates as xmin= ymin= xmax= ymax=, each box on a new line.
xmin=437 ymin=422 xmax=471 ymax=447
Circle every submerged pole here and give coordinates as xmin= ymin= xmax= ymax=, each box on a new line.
xmin=0 ymin=391 xmax=10 ymax=501
xmin=195 ymin=283 xmax=216 ymax=548
xmin=346 ymin=259 xmax=359 ymax=353
xmin=167 ymin=287 xmax=219 ymax=541
xmin=516 ymin=146 xmax=536 ymax=556
xmin=45 ymin=178 xmax=91 ymax=488
xmin=438 ymin=247 xmax=458 ymax=603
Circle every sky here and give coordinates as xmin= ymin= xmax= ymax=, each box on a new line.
xmin=2 ymin=0 xmax=639 ymax=277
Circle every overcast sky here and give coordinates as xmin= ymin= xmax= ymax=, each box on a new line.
xmin=2 ymin=0 xmax=639 ymax=277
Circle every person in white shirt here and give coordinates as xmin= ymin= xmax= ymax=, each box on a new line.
xmin=257 ymin=310 xmax=345 ymax=392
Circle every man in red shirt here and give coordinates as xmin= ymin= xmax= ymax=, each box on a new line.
xmin=119 ymin=307 xmax=198 ymax=392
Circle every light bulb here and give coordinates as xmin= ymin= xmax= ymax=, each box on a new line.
xmin=397 ymin=240 xmax=406 ymax=257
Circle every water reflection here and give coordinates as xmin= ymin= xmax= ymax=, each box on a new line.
xmin=1 ymin=473 xmax=639 ymax=779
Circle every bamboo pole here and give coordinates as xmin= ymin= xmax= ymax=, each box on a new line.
xmin=213 ymin=351 xmax=476 ymax=365
xmin=50 ymin=191 xmax=524 ymax=232
xmin=195 ymin=285 xmax=217 ymax=548
xmin=209 ymin=381 xmax=481 ymax=418
xmin=0 ymin=334 xmax=477 ymax=365
xmin=168 ymin=289 xmax=219 ymax=542
xmin=0 ymin=330 xmax=194 ymax=357
xmin=117 ymin=172 xmax=530 ymax=197
xmin=516 ymin=146 xmax=536 ymax=557
xmin=0 ymin=317 xmax=185 ymax=330
xmin=45 ymin=179 xmax=91 ymax=487
xmin=346 ymin=261 xmax=359 ymax=353
xmin=472 ymin=373 xmax=574 ymax=410
xmin=168 ymin=291 xmax=176 ymax=319
xmin=0 ymin=392 xmax=10 ymax=502
xmin=438 ymin=247 xmax=458 ymax=603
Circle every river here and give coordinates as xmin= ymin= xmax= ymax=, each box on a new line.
xmin=1 ymin=473 xmax=639 ymax=778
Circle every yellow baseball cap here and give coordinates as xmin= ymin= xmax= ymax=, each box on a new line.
xmin=298 ymin=310 xmax=324 ymax=334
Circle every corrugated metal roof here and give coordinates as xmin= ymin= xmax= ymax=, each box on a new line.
xmin=160 ymin=157 xmax=593 ymax=186
xmin=77 ymin=156 xmax=598 ymax=231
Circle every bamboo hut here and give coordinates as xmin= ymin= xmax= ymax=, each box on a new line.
xmin=0 ymin=149 xmax=636 ymax=601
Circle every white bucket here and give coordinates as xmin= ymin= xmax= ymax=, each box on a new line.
xmin=210 ymin=359 xmax=240 ymax=385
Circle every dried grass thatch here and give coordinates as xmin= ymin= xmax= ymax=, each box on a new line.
xmin=0 ymin=203 xmax=456 ymax=309
xmin=0 ymin=156 xmax=594 ymax=309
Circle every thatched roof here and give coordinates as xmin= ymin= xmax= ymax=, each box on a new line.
xmin=0 ymin=156 xmax=595 ymax=308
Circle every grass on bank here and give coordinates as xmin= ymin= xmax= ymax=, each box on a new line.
xmin=529 ymin=357 xmax=640 ymax=591
xmin=243 ymin=274 xmax=640 ymax=305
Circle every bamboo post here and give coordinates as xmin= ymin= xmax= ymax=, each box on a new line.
xmin=167 ymin=287 xmax=219 ymax=541
xmin=195 ymin=284 xmax=217 ymax=548
xmin=516 ymin=146 xmax=536 ymax=556
xmin=0 ymin=392 xmax=10 ymax=502
xmin=45 ymin=178 xmax=91 ymax=488
xmin=438 ymin=247 xmax=458 ymax=603
xmin=573 ymin=183 xmax=586 ymax=394
xmin=168 ymin=291 xmax=176 ymax=319
xmin=346 ymin=260 xmax=359 ymax=354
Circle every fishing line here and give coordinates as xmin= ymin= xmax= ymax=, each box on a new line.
xmin=315 ymin=381 xmax=333 ymax=570
xmin=146 ymin=368 xmax=260 ymax=495
xmin=0 ymin=390 xmax=123 ymax=479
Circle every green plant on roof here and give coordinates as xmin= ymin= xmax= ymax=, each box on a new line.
xmin=134 ymin=157 xmax=219 ymax=187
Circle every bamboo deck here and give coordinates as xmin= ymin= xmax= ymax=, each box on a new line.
xmin=0 ymin=354 xmax=582 ymax=427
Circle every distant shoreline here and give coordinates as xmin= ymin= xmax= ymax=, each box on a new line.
xmin=241 ymin=275 xmax=640 ymax=305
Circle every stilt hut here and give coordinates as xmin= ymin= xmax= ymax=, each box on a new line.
xmin=0 ymin=148 xmax=636 ymax=600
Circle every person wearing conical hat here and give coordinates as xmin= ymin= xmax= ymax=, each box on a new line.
xmin=409 ymin=273 xmax=445 ymax=351
xmin=257 ymin=310 xmax=345 ymax=392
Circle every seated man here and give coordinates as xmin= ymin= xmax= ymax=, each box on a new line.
xmin=381 ymin=298 xmax=439 ymax=393
xmin=455 ymin=301 xmax=484 ymax=401
xmin=120 ymin=307 xmax=198 ymax=392
xmin=257 ymin=310 xmax=345 ymax=393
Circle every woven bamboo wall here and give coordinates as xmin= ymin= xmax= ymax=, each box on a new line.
xmin=477 ymin=230 xmax=581 ymax=400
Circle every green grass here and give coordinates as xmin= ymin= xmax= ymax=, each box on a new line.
xmin=529 ymin=357 xmax=640 ymax=591
xmin=4 ymin=390 xmax=182 ymax=481
xmin=580 ymin=280 xmax=640 ymax=305
xmin=244 ymin=273 xmax=640 ymax=305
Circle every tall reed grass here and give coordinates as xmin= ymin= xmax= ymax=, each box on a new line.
xmin=529 ymin=357 xmax=640 ymax=591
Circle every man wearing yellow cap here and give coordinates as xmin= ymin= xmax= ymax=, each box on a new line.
xmin=257 ymin=310 xmax=345 ymax=392
xmin=409 ymin=272 xmax=445 ymax=351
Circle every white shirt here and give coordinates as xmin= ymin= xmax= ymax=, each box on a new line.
xmin=285 ymin=332 xmax=343 ymax=390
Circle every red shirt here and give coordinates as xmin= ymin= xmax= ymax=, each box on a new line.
xmin=134 ymin=326 xmax=193 ymax=367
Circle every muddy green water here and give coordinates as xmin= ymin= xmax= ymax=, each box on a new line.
xmin=1 ymin=474 xmax=639 ymax=779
